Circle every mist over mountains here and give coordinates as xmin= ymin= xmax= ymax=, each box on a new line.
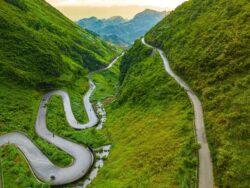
xmin=77 ymin=9 xmax=167 ymax=46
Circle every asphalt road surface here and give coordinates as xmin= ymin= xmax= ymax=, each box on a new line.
xmin=142 ymin=38 xmax=214 ymax=188
xmin=0 ymin=54 xmax=123 ymax=185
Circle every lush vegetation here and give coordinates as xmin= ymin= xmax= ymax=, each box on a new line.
xmin=0 ymin=145 xmax=49 ymax=188
xmin=0 ymin=0 xmax=119 ymax=88
xmin=145 ymin=0 xmax=250 ymax=187
xmin=90 ymin=41 xmax=198 ymax=187
xmin=0 ymin=0 xmax=119 ymax=187
xmin=2 ymin=0 xmax=249 ymax=187
xmin=46 ymin=94 xmax=109 ymax=149
xmin=0 ymin=81 xmax=71 ymax=187
xmin=0 ymin=78 xmax=109 ymax=187
xmin=91 ymin=59 xmax=121 ymax=102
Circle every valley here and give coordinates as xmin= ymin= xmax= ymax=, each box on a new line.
xmin=0 ymin=0 xmax=249 ymax=187
xmin=0 ymin=0 xmax=119 ymax=187
xmin=89 ymin=41 xmax=197 ymax=187
xmin=77 ymin=9 xmax=167 ymax=46
xmin=0 ymin=53 xmax=122 ymax=186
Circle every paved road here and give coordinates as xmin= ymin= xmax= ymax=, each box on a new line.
xmin=0 ymin=54 xmax=122 ymax=186
xmin=89 ymin=53 xmax=124 ymax=75
xmin=44 ymin=83 xmax=98 ymax=130
xmin=142 ymin=38 xmax=214 ymax=188
xmin=0 ymin=82 xmax=97 ymax=185
xmin=105 ymin=53 xmax=124 ymax=70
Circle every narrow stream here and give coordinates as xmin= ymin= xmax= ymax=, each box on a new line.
xmin=74 ymin=102 xmax=110 ymax=188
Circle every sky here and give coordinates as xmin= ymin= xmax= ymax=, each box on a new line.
xmin=46 ymin=0 xmax=187 ymax=20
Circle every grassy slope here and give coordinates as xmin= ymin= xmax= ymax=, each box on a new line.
xmin=41 ymin=56 xmax=122 ymax=187
xmin=145 ymin=0 xmax=250 ymax=187
xmin=0 ymin=81 xmax=73 ymax=187
xmin=46 ymin=94 xmax=109 ymax=149
xmin=90 ymin=41 xmax=198 ymax=187
xmin=91 ymin=60 xmax=121 ymax=102
xmin=0 ymin=0 xmax=118 ymax=87
xmin=0 ymin=0 xmax=119 ymax=187
xmin=0 ymin=79 xmax=103 ymax=187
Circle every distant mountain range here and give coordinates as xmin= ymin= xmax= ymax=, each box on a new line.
xmin=77 ymin=9 xmax=167 ymax=46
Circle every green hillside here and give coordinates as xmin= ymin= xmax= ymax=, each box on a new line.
xmin=0 ymin=0 xmax=118 ymax=88
xmin=90 ymin=41 xmax=198 ymax=187
xmin=145 ymin=0 xmax=250 ymax=187
xmin=1 ymin=0 xmax=249 ymax=187
xmin=0 ymin=0 xmax=119 ymax=187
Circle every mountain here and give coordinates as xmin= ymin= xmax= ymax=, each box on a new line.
xmin=77 ymin=9 xmax=167 ymax=46
xmin=0 ymin=0 xmax=119 ymax=187
xmin=0 ymin=0 xmax=118 ymax=89
xmin=145 ymin=0 xmax=249 ymax=187
xmin=80 ymin=16 xmax=126 ymax=31
xmin=87 ymin=0 xmax=249 ymax=187
xmin=1 ymin=0 xmax=249 ymax=187
xmin=89 ymin=40 xmax=197 ymax=187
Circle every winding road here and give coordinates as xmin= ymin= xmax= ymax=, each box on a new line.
xmin=0 ymin=37 xmax=214 ymax=187
xmin=142 ymin=38 xmax=214 ymax=188
xmin=0 ymin=55 xmax=122 ymax=186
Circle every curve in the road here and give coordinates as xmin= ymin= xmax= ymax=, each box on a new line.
xmin=0 ymin=55 xmax=122 ymax=186
xmin=142 ymin=38 xmax=214 ymax=188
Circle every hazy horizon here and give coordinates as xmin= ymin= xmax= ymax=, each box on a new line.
xmin=46 ymin=0 xmax=186 ymax=20
xmin=55 ymin=6 xmax=170 ymax=20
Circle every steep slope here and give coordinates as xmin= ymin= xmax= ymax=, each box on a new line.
xmin=0 ymin=0 xmax=118 ymax=88
xmin=145 ymin=0 xmax=250 ymax=187
xmin=0 ymin=0 xmax=118 ymax=187
xmin=78 ymin=9 xmax=167 ymax=46
xmin=89 ymin=41 xmax=198 ymax=187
